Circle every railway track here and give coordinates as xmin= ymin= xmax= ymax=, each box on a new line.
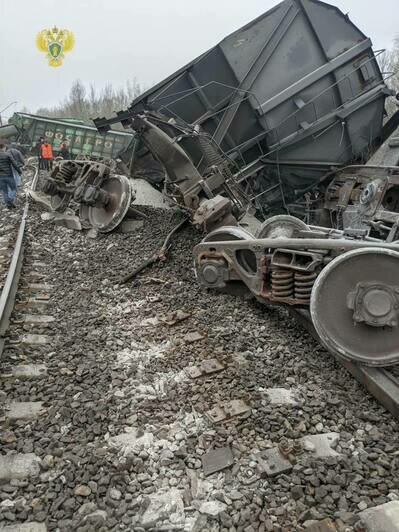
xmin=0 ymin=167 xmax=55 ymax=532
xmin=0 ymin=165 xmax=39 ymax=359
xmin=0 ymin=203 xmax=29 ymax=360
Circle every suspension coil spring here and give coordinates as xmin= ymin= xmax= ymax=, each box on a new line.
xmin=57 ymin=162 xmax=78 ymax=182
xmin=294 ymin=272 xmax=318 ymax=304
xmin=198 ymin=135 xmax=225 ymax=167
xmin=271 ymin=269 xmax=294 ymax=299
xmin=198 ymin=135 xmax=232 ymax=178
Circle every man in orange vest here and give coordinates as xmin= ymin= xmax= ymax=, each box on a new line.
xmin=40 ymin=142 xmax=54 ymax=171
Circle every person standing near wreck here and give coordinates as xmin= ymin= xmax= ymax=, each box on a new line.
xmin=0 ymin=143 xmax=20 ymax=209
xmin=59 ymin=141 xmax=71 ymax=160
xmin=7 ymin=142 xmax=25 ymax=187
xmin=41 ymin=141 xmax=54 ymax=171
xmin=34 ymin=136 xmax=45 ymax=169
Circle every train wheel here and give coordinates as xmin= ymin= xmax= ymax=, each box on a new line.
xmin=87 ymin=175 xmax=132 ymax=233
xmin=203 ymin=226 xmax=255 ymax=243
xmin=255 ymin=215 xmax=309 ymax=239
xmin=198 ymin=226 xmax=256 ymax=287
xmin=310 ymin=248 xmax=399 ymax=367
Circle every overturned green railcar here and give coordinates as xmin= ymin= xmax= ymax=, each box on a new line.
xmin=0 ymin=112 xmax=135 ymax=160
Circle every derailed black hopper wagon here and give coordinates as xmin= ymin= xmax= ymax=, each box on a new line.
xmin=96 ymin=0 xmax=391 ymax=222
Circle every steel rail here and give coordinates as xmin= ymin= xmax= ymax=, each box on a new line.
xmin=0 ymin=165 xmax=39 ymax=358
xmin=291 ymin=308 xmax=399 ymax=421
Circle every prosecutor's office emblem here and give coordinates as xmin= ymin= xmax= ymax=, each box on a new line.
xmin=36 ymin=27 xmax=75 ymax=67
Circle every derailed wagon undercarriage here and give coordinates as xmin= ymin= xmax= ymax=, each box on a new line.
xmin=193 ymin=220 xmax=399 ymax=367
xmin=191 ymin=127 xmax=399 ymax=368
xmin=41 ymin=132 xmax=399 ymax=369
xmin=39 ymin=0 xmax=399 ymax=371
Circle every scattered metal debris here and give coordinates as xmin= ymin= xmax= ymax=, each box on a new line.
xmin=255 ymin=447 xmax=293 ymax=477
xmin=120 ymin=217 xmax=189 ymax=283
xmin=255 ymin=432 xmax=342 ymax=479
xmin=206 ymin=399 xmax=251 ymax=423
xmin=185 ymin=358 xmax=225 ymax=379
xmin=201 ymin=446 xmax=234 ymax=476
xmin=278 ymin=438 xmax=303 ymax=460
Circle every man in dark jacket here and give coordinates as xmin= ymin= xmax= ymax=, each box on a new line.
xmin=59 ymin=142 xmax=71 ymax=160
xmin=7 ymin=143 xmax=25 ymax=187
xmin=8 ymin=143 xmax=25 ymax=165
xmin=34 ymin=137 xmax=45 ymax=169
xmin=0 ymin=143 xmax=20 ymax=209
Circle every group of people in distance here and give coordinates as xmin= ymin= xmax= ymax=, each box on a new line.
xmin=35 ymin=136 xmax=71 ymax=171
xmin=0 ymin=136 xmax=71 ymax=210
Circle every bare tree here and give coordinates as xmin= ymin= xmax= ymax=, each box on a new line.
xmin=378 ymin=38 xmax=399 ymax=116
xmin=126 ymin=79 xmax=143 ymax=101
xmin=67 ymin=79 xmax=88 ymax=120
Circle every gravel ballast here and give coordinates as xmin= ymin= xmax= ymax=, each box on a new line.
xmin=0 ymin=194 xmax=398 ymax=531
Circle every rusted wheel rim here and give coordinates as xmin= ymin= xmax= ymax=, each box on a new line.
xmin=310 ymin=248 xmax=399 ymax=367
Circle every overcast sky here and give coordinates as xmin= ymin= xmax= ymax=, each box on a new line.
xmin=0 ymin=0 xmax=397 ymax=116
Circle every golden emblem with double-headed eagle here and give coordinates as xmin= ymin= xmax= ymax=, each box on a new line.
xmin=36 ymin=26 xmax=75 ymax=67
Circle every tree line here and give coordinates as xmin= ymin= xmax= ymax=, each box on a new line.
xmin=35 ymin=79 xmax=145 ymax=129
